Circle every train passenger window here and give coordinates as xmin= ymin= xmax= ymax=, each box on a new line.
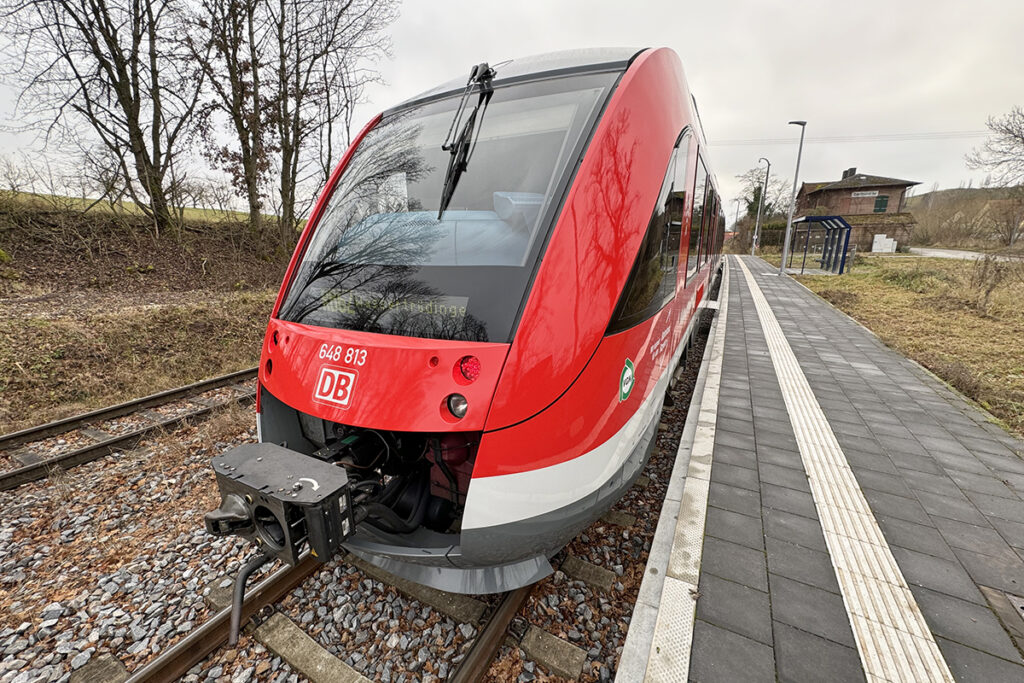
xmin=717 ymin=212 xmax=726 ymax=260
xmin=699 ymin=194 xmax=711 ymax=267
xmin=702 ymin=192 xmax=718 ymax=266
xmin=687 ymin=158 xmax=708 ymax=281
xmin=606 ymin=132 xmax=692 ymax=334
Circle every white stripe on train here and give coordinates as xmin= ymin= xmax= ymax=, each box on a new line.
xmin=461 ymin=310 xmax=701 ymax=531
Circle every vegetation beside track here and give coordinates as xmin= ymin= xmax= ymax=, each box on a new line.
xmin=0 ymin=291 xmax=274 ymax=433
xmin=0 ymin=199 xmax=291 ymax=433
xmin=792 ymin=256 xmax=1024 ymax=438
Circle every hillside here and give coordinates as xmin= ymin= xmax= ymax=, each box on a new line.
xmin=906 ymin=186 xmax=1016 ymax=210
xmin=0 ymin=203 xmax=292 ymax=431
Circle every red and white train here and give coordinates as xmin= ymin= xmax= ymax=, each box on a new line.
xmin=206 ymin=47 xmax=725 ymax=595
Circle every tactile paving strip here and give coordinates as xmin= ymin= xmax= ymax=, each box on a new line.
xmin=735 ymin=257 xmax=953 ymax=683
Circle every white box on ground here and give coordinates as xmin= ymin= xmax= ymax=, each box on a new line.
xmin=872 ymin=234 xmax=897 ymax=253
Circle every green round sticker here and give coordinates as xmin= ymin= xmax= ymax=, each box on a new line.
xmin=620 ymin=358 xmax=635 ymax=402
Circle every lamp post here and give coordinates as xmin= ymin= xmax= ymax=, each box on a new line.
xmin=779 ymin=120 xmax=807 ymax=275
xmin=751 ymin=157 xmax=770 ymax=256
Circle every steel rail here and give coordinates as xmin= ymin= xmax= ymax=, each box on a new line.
xmin=0 ymin=390 xmax=255 ymax=491
xmin=0 ymin=367 xmax=258 ymax=451
xmin=451 ymin=584 xmax=533 ymax=683
xmin=125 ymin=555 xmax=319 ymax=683
xmin=124 ymin=558 xmax=528 ymax=683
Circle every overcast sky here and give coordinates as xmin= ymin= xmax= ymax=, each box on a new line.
xmin=354 ymin=0 xmax=1024 ymax=224
xmin=2 ymin=0 xmax=1020 ymax=225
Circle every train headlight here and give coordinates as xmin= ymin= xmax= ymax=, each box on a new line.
xmin=447 ymin=393 xmax=468 ymax=419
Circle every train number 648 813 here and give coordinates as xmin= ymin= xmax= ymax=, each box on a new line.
xmin=318 ymin=343 xmax=367 ymax=366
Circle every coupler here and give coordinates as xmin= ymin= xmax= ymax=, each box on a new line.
xmin=204 ymin=442 xmax=356 ymax=643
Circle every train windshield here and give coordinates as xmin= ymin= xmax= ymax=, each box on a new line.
xmin=277 ymin=72 xmax=615 ymax=342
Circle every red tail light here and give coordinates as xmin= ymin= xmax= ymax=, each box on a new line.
xmin=458 ymin=355 xmax=481 ymax=382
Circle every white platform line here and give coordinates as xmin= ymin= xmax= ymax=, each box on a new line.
xmin=643 ymin=266 xmax=730 ymax=683
xmin=735 ymin=257 xmax=953 ymax=682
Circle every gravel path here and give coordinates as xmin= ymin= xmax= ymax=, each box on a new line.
xmin=907 ymin=247 xmax=1023 ymax=261
xmin=275 ymin=557 xmax=477 ymax=682
xmin=182 ymin=640 xmax=302 ymax=683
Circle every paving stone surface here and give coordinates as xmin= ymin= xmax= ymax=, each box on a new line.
xmin=685 ymin=257 xmax=1024 ymax=681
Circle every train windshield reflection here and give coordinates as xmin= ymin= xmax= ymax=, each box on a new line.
xmin=278 ymin=74 xmax=614 ymax=342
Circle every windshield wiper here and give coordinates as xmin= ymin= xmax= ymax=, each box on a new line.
xmin=437 ymin=62 xmax=496 ymax=219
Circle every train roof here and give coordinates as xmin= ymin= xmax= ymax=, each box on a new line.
xmin=387 ymin=47 xmax=646 ymax=114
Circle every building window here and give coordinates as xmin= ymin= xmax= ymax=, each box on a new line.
xmin=874 ymin=195 xmax=889 ymax=213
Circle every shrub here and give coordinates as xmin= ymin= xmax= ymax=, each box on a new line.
xmin=967 ymin=254 xmax=1013 ymax=314
xmin=880 ymin=265 xmax=950 ymax=293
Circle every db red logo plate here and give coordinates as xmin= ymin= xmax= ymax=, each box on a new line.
xmin=313 ymin=366 xmax=358 ymax=408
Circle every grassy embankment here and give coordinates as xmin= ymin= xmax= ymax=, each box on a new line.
xmin=792 ymin=256 xmax=1024 ymax=438
xmin=6 ymin=189 xmax=259 ymax=224
xmin=0 ymin=196 xmax=290 ymax=433
xmin=0 ymin=293 xmax=275 ymax=431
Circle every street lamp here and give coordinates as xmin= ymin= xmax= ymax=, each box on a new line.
xmin=779 ymin=120 xmax=807 ymax=275
xmin=751 ymin=157 xmax=770 ymax=256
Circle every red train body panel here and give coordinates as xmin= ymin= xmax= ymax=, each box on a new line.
xmin=208 ymin=47 xmax=726 ymax=594
xmin=485 ymin=48 xmax=688 ymax=431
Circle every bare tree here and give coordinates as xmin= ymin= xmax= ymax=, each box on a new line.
xmin=268 ymin=0 xmax=398 ymax=247
xmin=187 ymin=0 xmax=270 ymax=232
xmin=735 ymin=165 xmax=790 ymax=219
xmin=1 ymin=0 xmax=203 ymax=236
xmin=185 ymin=0 xmax=396 ymax=245
xmin=968 ymin=106 xmax=1024 ymax=186
xmin=980 ymin=192 xmax=1024 ymax=247
xmin=910 ymin=191 xmax=989 ymax=247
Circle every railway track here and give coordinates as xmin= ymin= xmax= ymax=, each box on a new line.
xmin=0 ymin=327 xmax=708 ymax=682
xmin=2 ymin=277 xmax=719 ymax=682
xmin=0 ymin=365 xmax=534 ymax=681
xmin=0 ymin=367 xmax=257 ymax=491
xmin=125 ymin=552 xmax=531 ymax=683
xmin=125 ymin=555 xmax=320 ymax=683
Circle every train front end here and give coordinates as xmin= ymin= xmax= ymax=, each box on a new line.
xmin=205 ymin=51 xmax=635 ymax=594
xmin=204 ymin=47 xmax=697 ymax=597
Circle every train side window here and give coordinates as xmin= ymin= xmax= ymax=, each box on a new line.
xmin=687 ymin=157 xmax=708 ymax=281
xmin=717 ymin=212 xmax=726 ymax=260
xmin=606 ymin=132 xmax=691 ymax=334
xmin=703 ymin=192 xmax=718 ymax=266
xmin=664 ymin=134 xmax=691 ymax=280
xmin=699 ymin=193 xmax=711 ymax=267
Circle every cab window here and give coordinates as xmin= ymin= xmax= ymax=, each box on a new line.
xmin=606 ymin=132 xmax=691 ymax=334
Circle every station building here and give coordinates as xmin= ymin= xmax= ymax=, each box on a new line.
xmin=795 ymin=167 xmax=920 ymax=251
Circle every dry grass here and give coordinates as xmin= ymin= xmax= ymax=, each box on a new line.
xmin=795 ymin=256 xmax=1024 ymax=436
xmin=2 ymin=189 xmax=258 ymax=224
xmin=0 ymin=291 xmax=275 ymax=433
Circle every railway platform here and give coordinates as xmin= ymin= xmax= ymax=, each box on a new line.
xmin=618 ymin=255 xmax=1024 ymax=682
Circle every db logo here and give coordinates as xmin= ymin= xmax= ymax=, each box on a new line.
xmin=314 ymin=366 xmax=358 ymax=408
